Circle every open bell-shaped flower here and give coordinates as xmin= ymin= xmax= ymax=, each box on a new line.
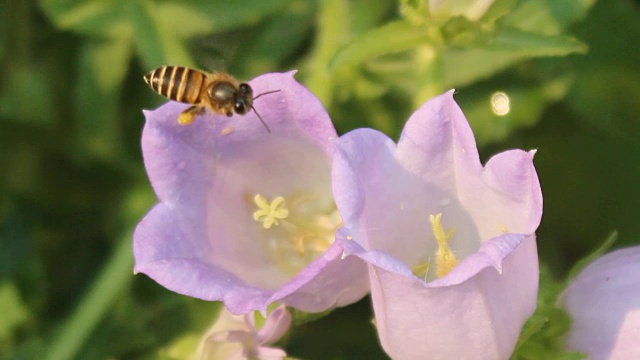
xmin=333 ymin=90 xmax=543 ymax=359
xmin=133 ymin=72 xmax=368 ymax=314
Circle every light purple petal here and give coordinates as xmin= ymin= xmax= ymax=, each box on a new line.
xmin=134 ymin=202 xmax=271 ymax=312
xmin=269 ymin=240 xmax=369 ymax=313
xmin=397 ymin=90 xmax=542 ymax=239
xmin=134 ymin=72 xmax=367 ymax=314
xmin=397 ymin=90 xmax=482 ymax=194
xmin=333 ymin=128 xmax=471 ymax=264
xmin=561 ymin=246 xmax=640 ymax=360
xmin=333 ymin=128 xmax=426 ymax=255
xmin=476 ymin=149 xmax=542 ymax=236
xmin=344 ymin=233 xmax=538 ymax=359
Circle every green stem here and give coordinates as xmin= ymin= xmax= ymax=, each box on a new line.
xmin=413 ymin=42 xmax=444 ymax=107
xmin=45 ymin=232 xmax=134 ymax=360
xmin=305 ymin=0 xmax=350 ymax=106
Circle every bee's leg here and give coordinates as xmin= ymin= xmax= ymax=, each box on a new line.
xmin=178 ymin=106 xmax=205 ymax=125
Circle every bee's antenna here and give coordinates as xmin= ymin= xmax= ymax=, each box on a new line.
xmin=253 ymin=89 xmax=281 ymax=100
xmin=251 ymin=89 xmax=280 ymax=134
xmin=252 ymin=106 xmax=272 ymax=134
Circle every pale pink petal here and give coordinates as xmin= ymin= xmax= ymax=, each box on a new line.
xmin=561 ymin=246 xmax=640 ymax=360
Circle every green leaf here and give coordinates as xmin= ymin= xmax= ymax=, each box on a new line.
xmin=329 ymin=21 xmax=436 ymax=70
xmin=566 ymin=231 xmax=617 ymax=282
xmin=487 ymin=28 xmax=587 ymax=55
xmin=501 ymin=0 xmax=595 ymax=35
xmin=502 ymin=1 xmax=561 ymax=34
xmin=442 ymin=29 xmax=586 ymax=88
xmin=442 ymin=48 xmax=517 ymax=88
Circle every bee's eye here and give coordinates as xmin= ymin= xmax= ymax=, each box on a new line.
xmin=234 ymin=100 xmax=249 ymax=114
xmin=238 ymin=83 xmax=253 ymax=96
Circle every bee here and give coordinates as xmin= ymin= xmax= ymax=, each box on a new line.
xmin=143 ymin=66 xmax=278 ymax=133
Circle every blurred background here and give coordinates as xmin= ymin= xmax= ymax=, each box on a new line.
xmin=1 ymin=0 xmax=639 ymax=358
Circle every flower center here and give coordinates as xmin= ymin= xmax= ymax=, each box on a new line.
xmin=252 ymin=193 xmax=341 ymax=276
xmin=412 ymin=213 xmax=459 ymax=280
xmin=253 ymin=195 xmax=289 ymax=229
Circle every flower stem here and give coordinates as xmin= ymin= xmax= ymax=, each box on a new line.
xmin=305 ymin=0 xmax=350 ymax=106
xmin=45 ymin=231 xmax=134 ymax=360
xmin=413 ymin=43 xmax=444 ymax=107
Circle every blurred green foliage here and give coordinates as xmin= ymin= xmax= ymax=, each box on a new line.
xmin=1 ymin=0 xmax=639 ymax=358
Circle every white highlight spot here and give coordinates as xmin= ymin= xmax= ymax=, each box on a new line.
xmin=491 ymin=92 xmax=510 ymax=116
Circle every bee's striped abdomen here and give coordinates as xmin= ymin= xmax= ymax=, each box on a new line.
xmin=143 ymin=66 xmax=205 ymax=104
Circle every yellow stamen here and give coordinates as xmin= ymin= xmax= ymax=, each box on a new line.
xmin=430 ymin=213 xmax=459 ymax=278
xmin=411 ymin=260 xmax=431 ymax=281
xmin=250 ymin=192 xmax=341 ymax=276
xmin=253 ymin=195 xmax=289 ymax=229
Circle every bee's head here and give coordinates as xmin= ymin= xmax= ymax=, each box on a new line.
xmin=234 ymin=83 xmax=253 ymax=115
